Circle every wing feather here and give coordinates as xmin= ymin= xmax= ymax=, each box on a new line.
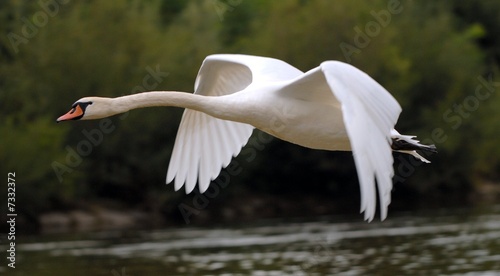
xmin=321 ymin=61 xmax=401 ymax=221
xmin=167 ymin=54 xmax=300 ymax=193
xmin=198 ymin=114 xmax=211 ymax=190
xmin=278 ymin=61 xmax=401 ymax=221
xmin=184 ymin=112 xmax=200 ymax=194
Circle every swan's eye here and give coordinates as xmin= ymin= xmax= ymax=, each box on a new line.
xmin=71 ymin=101 xmax=92 ymax=111
xmin=78 ymin=101 xmax=93 ymax=109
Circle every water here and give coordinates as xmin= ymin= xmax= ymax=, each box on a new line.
xmin=3 ymin=205 xmax=500 ymax=275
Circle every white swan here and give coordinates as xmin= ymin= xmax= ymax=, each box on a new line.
xmin=57 ymin=54 xmax=436 ymax=221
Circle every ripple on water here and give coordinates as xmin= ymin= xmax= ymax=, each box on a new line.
xmin=11 ymin=206 xmax=500 ymax=274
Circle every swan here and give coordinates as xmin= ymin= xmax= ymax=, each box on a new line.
xmin=57 ymin=54 xmax=436 ymax=221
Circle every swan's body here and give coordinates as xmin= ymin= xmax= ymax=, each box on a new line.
xmin=58 ymin=54 xmax=436 ymax=221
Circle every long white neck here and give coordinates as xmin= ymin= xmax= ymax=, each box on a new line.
xmin=107 ymin=91 xmax=234 ymax=119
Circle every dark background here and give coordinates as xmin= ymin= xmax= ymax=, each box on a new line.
xmin=1 ymin=0 xmax=499 ymax=232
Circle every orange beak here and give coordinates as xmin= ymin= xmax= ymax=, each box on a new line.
xmin=57 ymin=105 xmax=84 ymax=122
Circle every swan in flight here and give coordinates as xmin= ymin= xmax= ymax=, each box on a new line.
xmin=57 ymin=54 xmax=436 ymax=221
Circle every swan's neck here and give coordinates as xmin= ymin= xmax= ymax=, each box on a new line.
xmin=108 ymin=91 xmax=231 ymax=119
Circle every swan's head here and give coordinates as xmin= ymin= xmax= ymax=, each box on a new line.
xmin=57 ymin=97 xmax=113 ymax=122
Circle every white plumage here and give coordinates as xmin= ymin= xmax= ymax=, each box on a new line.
xmin=58 ymin=54 xmax=435 ymax=221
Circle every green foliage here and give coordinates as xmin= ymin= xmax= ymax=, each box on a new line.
xmin=1 ymin=0 xmax=499 ymax=222
xmin=0 ymin=117 xmax=77 ymax=214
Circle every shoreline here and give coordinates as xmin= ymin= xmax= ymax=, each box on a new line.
xmin=17 ymin=188 xmax=500 ymax=234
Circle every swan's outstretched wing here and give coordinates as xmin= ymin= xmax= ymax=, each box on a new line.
xmin=280 ymin=61 xmax=401 ymax=221
xmin=167 ymin=54 xmax=303 ymax=193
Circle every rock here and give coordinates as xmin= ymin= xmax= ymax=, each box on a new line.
xmin=68 ymin=210 xmax=97 ymax=231
xmin=39 ymin=212 xmax=71 ymax=233
xmin=96 ymin=209 xmax=135 ymax=229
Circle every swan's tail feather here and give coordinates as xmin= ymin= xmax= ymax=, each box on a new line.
xmin=391 ymin=131 xmax=437 ymax=163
